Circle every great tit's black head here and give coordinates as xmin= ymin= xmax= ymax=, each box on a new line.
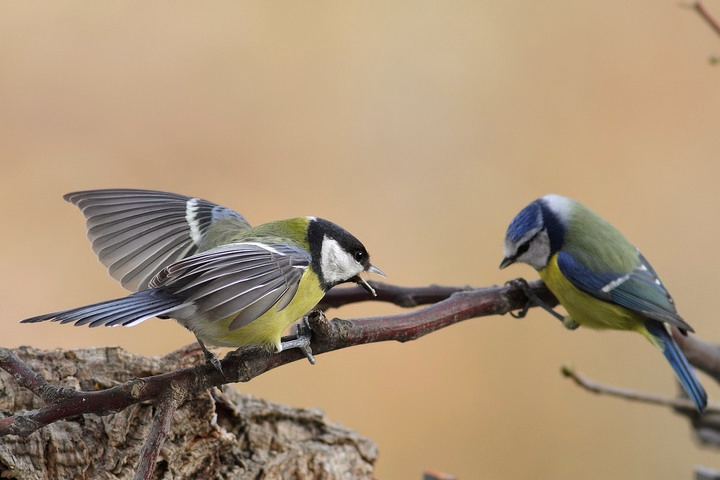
xmin=500 ymin=194 xmax=568 ymax=271
xmin=307 ymin=217 xmax=383 ymax=293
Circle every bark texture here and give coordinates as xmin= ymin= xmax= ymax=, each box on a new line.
xmin=0 ymin=346 xmax=377 ymax=480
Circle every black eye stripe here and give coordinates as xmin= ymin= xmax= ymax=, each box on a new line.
xmin=515 ymin=242 xmax=530 ymax=256
xmin=515 ymin=229 xmax=542 ymax=258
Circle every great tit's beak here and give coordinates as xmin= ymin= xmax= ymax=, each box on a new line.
xmin=499 ymin=257 xmax=514 ymax=269
xmin=355 ymin=264 xmax=385 ymax=296
xmin=366 ymin=264 xmax=385 ymax=277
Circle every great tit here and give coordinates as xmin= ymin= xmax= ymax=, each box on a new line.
xmin=500 ymin=194 xmax=707 ymax=412
xmin=22 ymin=189 xmax=384 ymax=365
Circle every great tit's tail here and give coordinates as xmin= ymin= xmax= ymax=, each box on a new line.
xmin=21 ymin=289 xmax=186 ymax=328
xmin=644 ymin=320 xmax=707 ymax=413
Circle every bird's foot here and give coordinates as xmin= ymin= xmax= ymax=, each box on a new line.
xmin=506 ymin=278 xmax=566 ymax=324
xmin=196 ymin=336 xmax=224 ymax=375
xmin=507 ymin=277 xmax=531 ymax=319
xmin=279 ymin=317 xmax=316 ymax=365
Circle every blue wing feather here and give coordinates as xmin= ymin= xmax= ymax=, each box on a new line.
xmin=556 ymin=250 xmax=691 ymax=331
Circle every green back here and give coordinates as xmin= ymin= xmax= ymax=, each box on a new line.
xmin=201 ymin=217 xmax=311 ymax=251
xmin=564 ymin=201 xmax=639 ymax=273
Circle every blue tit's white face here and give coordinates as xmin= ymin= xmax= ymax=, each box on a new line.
xmin=501 ymin=194 xmax=571 ymax=271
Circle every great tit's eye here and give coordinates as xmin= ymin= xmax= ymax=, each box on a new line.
xmin=353 ymin=250 xmax=366 ymax=263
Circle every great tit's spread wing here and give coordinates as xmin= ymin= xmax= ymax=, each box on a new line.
xmin=151 ymin=242 xmax=310 ymax=330
xmin=65 ymin=189 xmax=250 ymax=292
xmin=556 ymin=250 xmax=692 ymax=331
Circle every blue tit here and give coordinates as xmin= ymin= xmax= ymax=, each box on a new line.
xmin=22 ymin=189 xmax=384 ymax=366
xmin=500 ymin=194 xmax=707 ymax=412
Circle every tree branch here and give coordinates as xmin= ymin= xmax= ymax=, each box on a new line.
xmin=685 ymin=1 xmax=720 ymax=63
xmin=560 ymin=327 xmax=720 ymax=416
xmin=561 ymin=326 xmax=720 ymax=448
xmin=0 ymin=348 xmax=75 ymax=404
xmin=672 ymin=327 xmax=720 ymax=385
xmin=694 ymin=1 xmax=720 ymax=39
xmin=561 ymin=365 xmax=714 ymax=414
xmin=134 ymin=384 xmax=187 ymax=480
xmin=6 ymin=278 xmax=720 ymax=476
xmin=318 ymin=282 xmax=475 ymax=310
xmin=0 ymin=279 xmax=555 ymax=438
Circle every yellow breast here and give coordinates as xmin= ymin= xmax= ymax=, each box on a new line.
xmin=539 ymin=253 xmax=646 ymax=334
xmin=178 ymin=268 xmax=324 ymax=351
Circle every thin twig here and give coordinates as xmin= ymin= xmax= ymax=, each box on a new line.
xmin=0 ymin=348 xmax=76 ymax=403
xmin=695 ymin=1 xmax=720 ymax=38
xmin=423 ymin=471 xmax=457 ymax=480
xmin=561 ymin=365 xmax=720 ymax=414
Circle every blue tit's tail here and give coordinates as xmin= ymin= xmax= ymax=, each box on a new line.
xmin=644 ymin=320 xmax=707 ymax=413
xmin=21 ymin=289 xmax=186 ymax=328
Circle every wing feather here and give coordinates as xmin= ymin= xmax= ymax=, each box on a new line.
xmin=152 ymin=242 xmax=310 ymax=330
xmin=273 ymin=272 xmax=302 ymax=312
xmin=187 ymin=270 xmax=283 ymax=306
xmin=64 ymin=189 xmax=251 ymax=292
xmin=556 ymin=250 xmax=692 ymax=331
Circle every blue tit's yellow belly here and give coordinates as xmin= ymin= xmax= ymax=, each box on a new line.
xmin=178 ymin=268 xmax=324 ymax=351
xmin=539 ymin=253 xmax=646 ymax=334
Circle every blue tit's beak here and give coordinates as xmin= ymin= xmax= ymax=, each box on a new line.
xmin=499 ymin=256 xmax=514 ymax=269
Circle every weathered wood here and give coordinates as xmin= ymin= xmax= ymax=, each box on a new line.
xmin=0 ymin=346 xmax=376 ymax=479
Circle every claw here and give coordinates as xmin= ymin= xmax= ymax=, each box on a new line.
xmin=506 ymin=278 xmax=566 ymax=324
xmin=505 ymin=278 xmax=532 ymax=318
xmin=196 ymin=336 xmax=224 ymax=374
xmin=278 ymin=317 xmax=316 ymax=364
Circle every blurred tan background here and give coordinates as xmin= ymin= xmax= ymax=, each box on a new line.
xmin=2 ymin=1 xmax=720 ymax=478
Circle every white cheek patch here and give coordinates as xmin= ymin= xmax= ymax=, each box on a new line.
xmin=520 ymin=230 xmax=551 ymax=270
xmin=502 ymin=239 xmax=516 ymax=260
xmin=320 ymin=236 xmax=364 ymax=283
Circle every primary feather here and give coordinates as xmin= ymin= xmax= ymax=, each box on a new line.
xmin=64 ymin=189 xmax=251 ymax=292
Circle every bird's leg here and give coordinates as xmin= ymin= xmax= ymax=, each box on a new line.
xmin=562 ymin=317 xmax=580 ymax=330
xmin=195 ymin=335 xmax=224 ymax=374
xmin=279 ymin=317 xmax=316 ymax=365
xmin=505 ymin=278 xmax=573 ymax=327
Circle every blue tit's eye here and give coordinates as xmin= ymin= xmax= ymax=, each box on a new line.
xmin=515 ymin=229 xmax=541 ymax=258
xmin=515 ymin=241 xmax=530 ymax=257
